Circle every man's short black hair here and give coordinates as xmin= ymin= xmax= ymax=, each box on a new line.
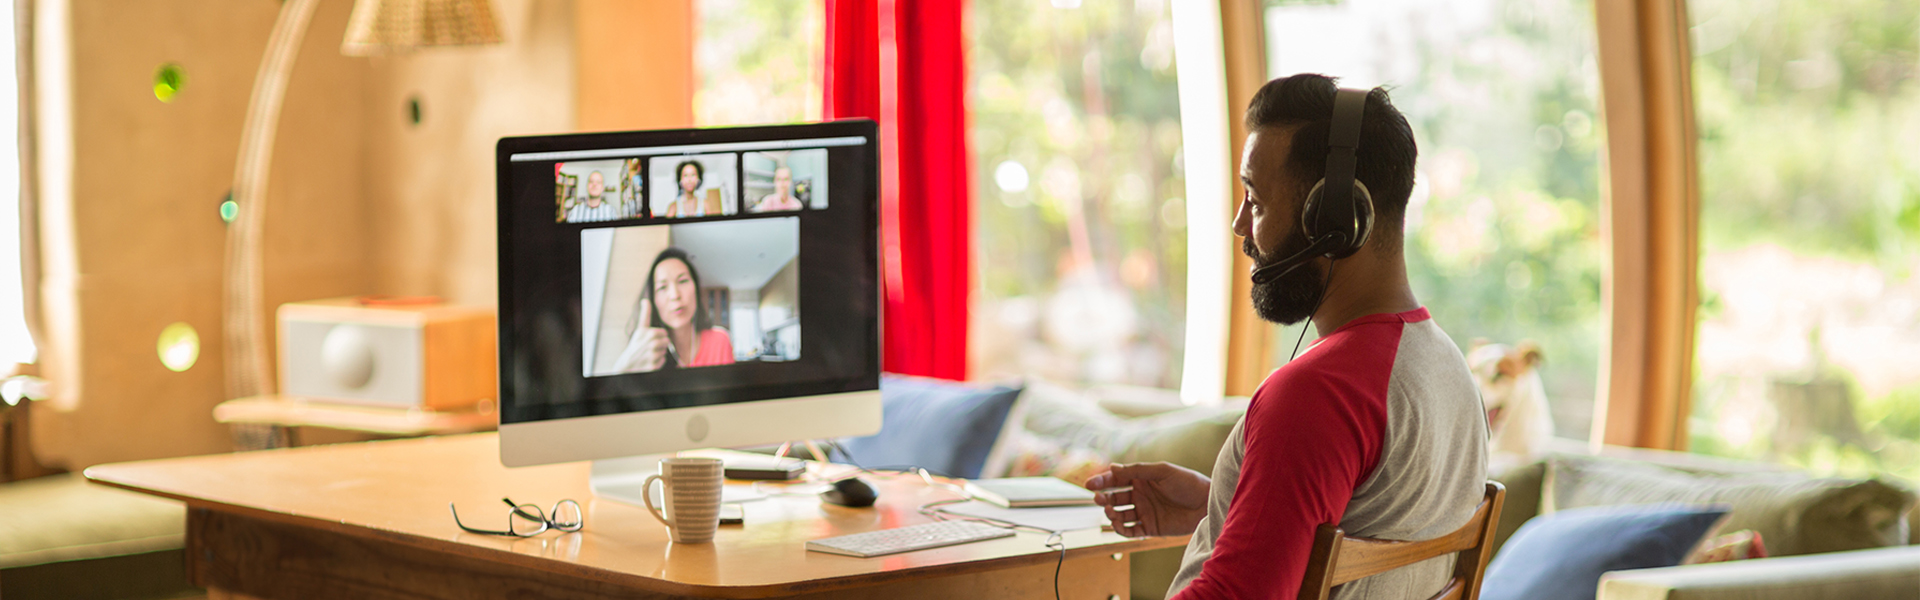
xmin=1245 ymin=74 xmax=1417 ymax=249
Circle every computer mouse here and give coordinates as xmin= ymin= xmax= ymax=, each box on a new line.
xmin=821 ymin=476 xmax=878 ymax=507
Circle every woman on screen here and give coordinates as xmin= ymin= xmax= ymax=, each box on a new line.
xmin=613 ymin=247 xmax=735 ymax=372
xmin=662 ymin=160 xmax=707 ymax=218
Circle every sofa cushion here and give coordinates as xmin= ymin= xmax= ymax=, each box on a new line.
xmin=1482 ymin=504 xmax=1730 ymax=600
xmin=0 ymin=473 xmax=184 ymax=569
xmin=833 ymin=375 xmax=1024 ymax=479
xmin=1489 ymin=459 xmax=1546 ymax=557
xmin=1545 ymin=455 xmax=1916 ymax=557
xmin=0 ymin=473 xmax=196 ymax=600
xmin=1020 ymin=379 xmax=1247 ymax=476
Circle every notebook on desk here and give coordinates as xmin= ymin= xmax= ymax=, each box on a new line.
xmin=963 ymin=477 xmax=1097 ymax=508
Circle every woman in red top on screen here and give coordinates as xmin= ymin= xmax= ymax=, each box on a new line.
xmin=613 ymin=248 xmax=735 ymax=372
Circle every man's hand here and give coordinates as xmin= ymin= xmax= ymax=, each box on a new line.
xmin=1084 ymin=462 xmax=1211 ymax=538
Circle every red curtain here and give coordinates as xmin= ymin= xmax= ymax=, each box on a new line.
xmin=826 ymin=0 xmax=971 ymax=380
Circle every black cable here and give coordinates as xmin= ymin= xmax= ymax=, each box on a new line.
xmin=1049 ymin=531 xmax=1066 ymax=600
xmin=1289 ymin=260 xmax=1339 ymax=362
xmin=914 ymin=483 xmax=1066 ymax=600
xmin=830 ymin=442 xmax=1065 ymax=597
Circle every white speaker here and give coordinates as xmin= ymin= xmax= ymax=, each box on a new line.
xmin=278 ymin=297 xmax=496 ymax=410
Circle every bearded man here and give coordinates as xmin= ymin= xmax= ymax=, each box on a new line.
xmin=1087 ymin=74 xmax=1488 ymax=600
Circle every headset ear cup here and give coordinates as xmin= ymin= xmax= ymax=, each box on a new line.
xmin=1343 ymin=180 xmax=1374 ymax=258
xmin=1301 ymin=178 xmax=1329 ymax=240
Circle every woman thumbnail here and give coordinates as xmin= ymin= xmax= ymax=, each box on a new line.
xmin=662 ymin=160 xmax=708 ymax=218
xmin=613 ymin=247 xmax=734 ymax=372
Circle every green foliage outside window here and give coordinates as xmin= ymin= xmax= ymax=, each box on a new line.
xmin=968 ymin=0 xmax=1188 ymax=388
xmin=695 ymin=0 xmax=823 ymax=127
xmin=1687 ymin=0 xmax=1920 ymax=483
xmin=1264 ymin=0 xmax=1607 ymax=440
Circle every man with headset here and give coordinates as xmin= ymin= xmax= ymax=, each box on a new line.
xmin=1086 ymin=74 xmax=1488 ymax=599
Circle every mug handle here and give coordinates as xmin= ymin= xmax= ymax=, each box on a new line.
xmin=641 ymin=474 xmax=673 ymax=528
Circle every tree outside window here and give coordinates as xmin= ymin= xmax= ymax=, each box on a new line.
xmin=1686 ymin=0 xmax=1920 ymax=482
xmin=968 ymin=0 xmax=1188 ymax=389
xmin=694 ymin=0 xmax=823 ymax=127
xmin=1261 ymin=0 xmax=1607 ymax=440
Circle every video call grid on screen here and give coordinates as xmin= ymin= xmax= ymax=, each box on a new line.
xmin=498 ymin=125 xmax=878 ymax=424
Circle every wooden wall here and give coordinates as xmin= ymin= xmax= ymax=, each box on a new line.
xmin=31 ymin=0 xmax=691 ymax=470
xmin=33 ymin=0 xmax=369 ymax=469
xmin=362 ymin=0 xmax=577 ymax=306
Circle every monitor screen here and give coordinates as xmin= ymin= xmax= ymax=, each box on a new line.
xmin=495 ymin=121 xmax=880 ymax=467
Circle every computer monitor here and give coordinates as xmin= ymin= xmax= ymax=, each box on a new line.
xmin=493 ymin=121 xmax=882 ymax=502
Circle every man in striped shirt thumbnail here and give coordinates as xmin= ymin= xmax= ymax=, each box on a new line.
xmin=566 ymin=170 xmax=624 ymax=223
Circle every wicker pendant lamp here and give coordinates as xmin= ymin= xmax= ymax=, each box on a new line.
xmin=341 ymin=0 xmax=503 ymax=56
xmin=224 ymin=0 xmax=503 ymax=406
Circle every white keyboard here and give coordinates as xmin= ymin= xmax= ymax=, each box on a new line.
xmin=806 ymin=520 xmax=1016 ymax=558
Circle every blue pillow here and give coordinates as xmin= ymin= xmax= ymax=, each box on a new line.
xmin=1481 ymin=504 xmax=1728 ymax=600
xmin=833 ymin=375 xmax=1023 ymax=479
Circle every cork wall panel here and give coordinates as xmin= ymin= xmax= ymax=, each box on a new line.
xmin=35 ymin=0 xmax=369 ymax=468
xmin=363 ymin=0 xmax=575 ymax=306
xmin=32 ymin=0 xmax=680 ymax=468
xmin=260 ymin=0 xmax=374 ymax=360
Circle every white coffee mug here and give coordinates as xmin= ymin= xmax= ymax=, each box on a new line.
xmin=642 ymin=457 xmax=724 ymax=543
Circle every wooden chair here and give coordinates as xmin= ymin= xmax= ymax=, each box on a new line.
xmin=1298 ymin=482 xmax=1506 ymax=600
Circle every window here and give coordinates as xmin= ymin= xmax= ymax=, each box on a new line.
xmin=1686 ymin=0 xmax=1920 ymax=480
xmin=1259 ymin=0 xmax=1608 ymax=440
xmin=693 ymin=0 xmax=824 ymax=126
xmin=967 ymin=0 xmax=1187 ymax=388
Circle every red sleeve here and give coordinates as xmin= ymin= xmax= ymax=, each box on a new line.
xmin=1171 ymin=339 xmax=1390 ymax=600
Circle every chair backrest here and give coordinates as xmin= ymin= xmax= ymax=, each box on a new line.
xmin=1298 ymin=481 xmax=1507 ymax=600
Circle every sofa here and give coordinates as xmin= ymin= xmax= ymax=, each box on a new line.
xmin=973 ymin=378 xmax=1920 ymax=600
xmin=0 ymin=401 xmax=198 ymax=600
xmin=0 ymin=472 xmax=194 ymax=599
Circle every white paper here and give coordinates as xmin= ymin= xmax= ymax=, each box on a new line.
xmin=936 ymin=501 xmax=1108 ymax=533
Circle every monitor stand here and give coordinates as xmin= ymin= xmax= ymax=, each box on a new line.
xmin=588 ymin=453 xmax=675 ymax=508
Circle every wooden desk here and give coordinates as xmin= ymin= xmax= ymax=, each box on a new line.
xmin=86 ymin=434 xmax=1187 ymax=599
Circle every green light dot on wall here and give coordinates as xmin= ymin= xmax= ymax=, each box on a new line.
xmin=153 ymin=63 xmax=185 ymax=103
xmin=220 ymin=199 xmax=238 ymax=224
xmin=158 ymin=322 xmax=200 ymax=372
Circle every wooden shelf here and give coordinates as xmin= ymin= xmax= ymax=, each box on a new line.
xmin=213 ymin=395 xmax=496 ymax=437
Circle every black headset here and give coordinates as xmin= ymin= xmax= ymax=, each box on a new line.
xmin=1249 ymin=87 xmax=1376 ymax=285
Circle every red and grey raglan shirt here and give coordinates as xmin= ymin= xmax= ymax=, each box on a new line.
xmin=1167 ymin=308 xmax=1488 ymax=600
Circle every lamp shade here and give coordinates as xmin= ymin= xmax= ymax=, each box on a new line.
xmin=341 ymin=0 xmax=503 ymax=56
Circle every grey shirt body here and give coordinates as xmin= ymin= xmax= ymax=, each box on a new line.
xmin=1168 ymin=314 xmax=1488 ymax=599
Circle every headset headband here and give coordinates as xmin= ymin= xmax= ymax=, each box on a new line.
xmin=1321 ymin=88 xmax=1366 ymax=217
